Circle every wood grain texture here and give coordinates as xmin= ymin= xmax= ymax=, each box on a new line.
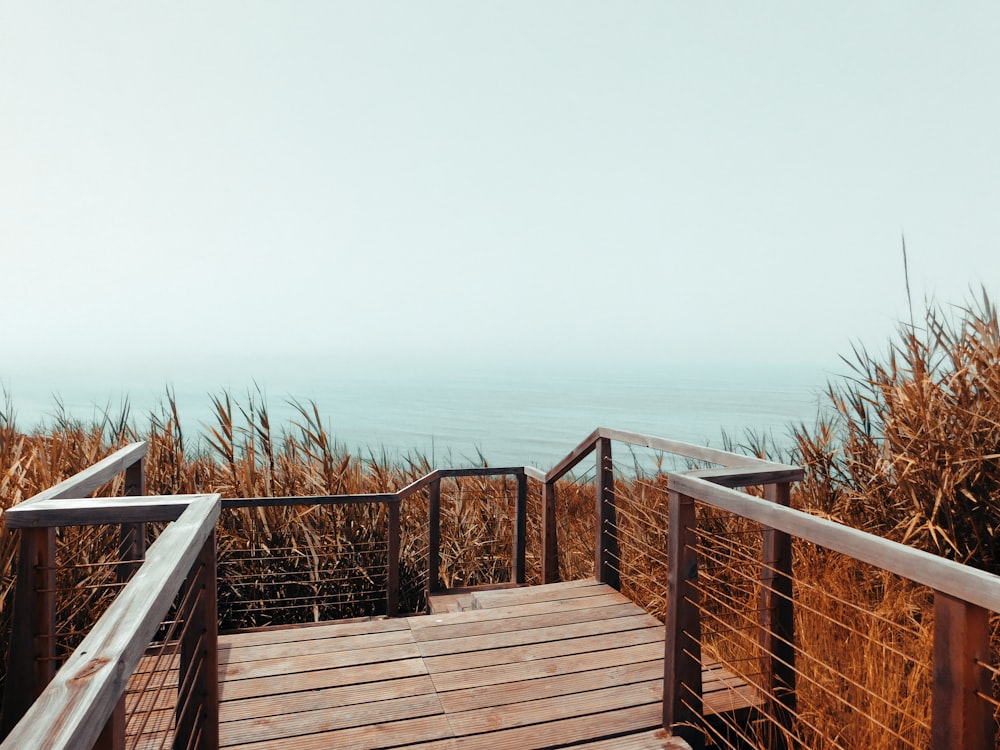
xmin=513 ymin=472 xmax=527 ymax=585
xmin=931 ymin=592 xmax=993 ymax=749
xmin=545 ymin=428 xmax=601 ymax=483
xmin=664 ymin=491 xmax=703 ymax=749
xmin=0 ymin=494 xmax=221 ymax=750
xmin=222 ymin=493 xmax=395 ymax=509
xmin=0 ymin=528 xmax=56 ymax=736
xmin=542 ymin=480 xmax=560 ymax=584
xmin=427 ymin=479 xmax=442 ymax=596
xmin=207 ymin=582 xmax=755 ymax=749
xmin=4 ymin=495 xmax=199 ymax=528
xmin=387 ymin=500 xmax=400 ymax=617
xmin=667 ymin=472 xmax=1000 ymax=613
xmin=597 ymin=428 xmax=763 ymax=469
xmin=11 ymin=441 xmax=147 ymax=507
xmin=759 ymin=482 xmax=796 ymax=749
xmin=595 ymin=437 xmax=619 ymax=589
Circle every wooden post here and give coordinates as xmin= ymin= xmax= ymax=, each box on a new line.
xmin=595 ymin=437 xmax=619 ymax=589
xmin=178 ymin=531 xmax=219 ymax=750
xmin=760 ymin=482 xmax=796 ymax=749
xmin=664 ymin=490 xmax=703 ymax=749
xmin=118 ymin=458 xmax=146 ymax=582
xmin=932 ymin=592 xmax=993 ymax=749
xmin=427 ymin=479 xmax=442 ymax=601
xmin=0 ymin=527 xmax=57 ymax=739
xmin=96 ymin=459 xmax=146 ymax=750
xmin=512 ymin=472 xmax=527 ymax=585
xmin=386 ymin=500 xmax=400 ymax=617
xmin=542 ymin=480 xmax=559 ymax=584
xmin=92 ymin=702 xmax=125 ymax=750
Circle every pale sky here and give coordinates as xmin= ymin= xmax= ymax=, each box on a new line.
xmin=2 ymin=2 xmax=999 ymax=381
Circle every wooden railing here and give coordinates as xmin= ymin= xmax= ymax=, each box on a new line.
xmin=3 ymin=429 xmax=999 ymax=748
xmin=396 ymin=467 xmax=528 ymax=596
xmin=0 ymin=480 xmax=221 ymax=748
xmin=662 ymin=471 xmax=1000 ymax=749
xmin=0 ymin=449 xmax=531 ymax=748
xmin=0 ymin=442 xmax=152 ymax=739
xmin=535 ymin=426 xmax=802 ymax=588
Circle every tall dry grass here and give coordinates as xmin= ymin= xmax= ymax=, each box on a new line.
xmin=0 ymin=290 xmax=997 ymax=747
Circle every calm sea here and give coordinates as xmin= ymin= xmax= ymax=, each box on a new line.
xmin=2 ymin=363 xmax=834 ymax=470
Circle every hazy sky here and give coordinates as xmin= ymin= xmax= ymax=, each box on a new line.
xmin=3 ymin=2 xmax=999 ymax=380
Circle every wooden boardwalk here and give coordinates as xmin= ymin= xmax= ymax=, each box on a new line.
xmin=130 ymin=580 xmax=757 ymax=749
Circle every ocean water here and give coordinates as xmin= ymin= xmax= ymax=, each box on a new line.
xmin=2 ymin=363 xmax=834 ymax=470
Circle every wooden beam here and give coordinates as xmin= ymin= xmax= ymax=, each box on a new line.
xmin=5 ymin=495 xmax=202 ymax=528
xmin=223 ymin=493 xmax=396 ymax=509
xmin=542 ymin=481 xmax=559 ymax=584
xmin=387 ymin=500 xmax=400 ymax=617
xmin=437 ymin=467 xmax=525 ymax=479
xmin=513 ymin=473 xmax=527 ymax=585
xmin=177 ymin=531 xmax=219 ymax=750
xmin=545 ymin=428 xmax=601 ymax=483
xmin=14 ymin=442 xmax=147 ymax=507
xmin=667 ymin=473 xmax=1000 ymax=613
xmin=523 ymin=466 xmax=546 ymax=482
xmin=597 ymin=427 xmax=761 ymax=469
xmin=664 ymin=490 xmax=703 ymax=749
xmin=760 ymin=482 xmax=796 ymax=750
xmin=0 ymin=528 xmax=56 ymax=739
xmin=595 ymin=438 xmax=619 ymax=590
xmin=683 ymin=465 xmax=804 ymax=488
xmin=0 ymin=494 xmax=221 ymax=750
xmin=932 ymin=592 xmax=993 ymax=749
xmin=427 ymin=479 xmax=442 ymax=599
xmin=117 ymin=458 xmax=146 ymax=583
xmin=396 ymin=471 xmax=443 ymax=501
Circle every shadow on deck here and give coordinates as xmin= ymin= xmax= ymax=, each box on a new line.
xmin=132 ymin=580 xmax=757 ymax=749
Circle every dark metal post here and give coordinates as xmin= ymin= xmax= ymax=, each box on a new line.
xmin=595 ymin=437 xmax=619 ymax=589
xmin=0 ymin=528 xmax=57 ymax=739
xmin=427 ymin=479 xmax=442 ymax=601
xmin=663 ymin=490 xmax=703 ymax=749
xmin=513 ymin=471 xmax=527 ymax=585
xmin=542 ymin=480 xmax=559 ymax=584
xmin=760 ymin=481 xmax=796 ymax=749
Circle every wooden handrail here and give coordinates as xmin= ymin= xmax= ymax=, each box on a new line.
xmin=533 ymin=427 xmax=803 ymax=585
xmin=11 ymin=442 xmax=148 ymax=507
xmin=1 ymin=441 xmax=149 ymax=739
xmin=5 ymin=494 xmax=208 ymax=527
xmin=7 ymin=428 xmax=999 ymax=747
xmin=0 ymin=494 xmax=221 ymax=750
xmin=665 ymin=471 xmax=1000 ymax=749
xmin=417 ymin=467 xmax=527 ymax=596
xmin=667 ymin=472 xmax=1000 ymax=613
xmin=222 ymin=493 xmax=396 ymax=509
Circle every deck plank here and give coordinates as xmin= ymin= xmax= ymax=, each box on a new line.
xmin=437 ymin=659 xmax=663 ymax=714
xmin=412 ymin=601 xmax=645 ymax=641
xmin=416 ymin=613 xmax=658 ymax=658
xmin=422 ymin=625 xmax=663 ymax=674
xmin=128 ymin=582 xmax=758 ymax=749
xmin=218 ymin=641 xmax=421 ymax=682
xmin=221 ymin=693 xmax=446 ymax=747
xmin=219 ymin=656 xmax=428 ymax=702
xmin=219 ymin=673 xmax=437 ymax=723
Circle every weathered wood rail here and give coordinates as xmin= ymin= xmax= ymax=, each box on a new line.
xmin=1 ymin=428 xmax=998 ymax=748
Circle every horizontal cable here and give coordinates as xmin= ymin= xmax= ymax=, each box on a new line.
xmin=691 ymin=587 xmax=930 ymax=731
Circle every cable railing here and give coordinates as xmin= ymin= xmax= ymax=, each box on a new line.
xmin=1 ymin=478 xmax=220 ymax=748
xmin=663 ymin=471 xmax=1000 ymax=750
xmin=2 ymin=429 xmax=1000 ymax=749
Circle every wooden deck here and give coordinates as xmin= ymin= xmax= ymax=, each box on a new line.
xmin=130 ymin=580 xmax=758 ymax=749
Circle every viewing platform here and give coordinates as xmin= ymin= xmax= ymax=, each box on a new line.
xmin=149 ymin=580 xmax=752 ymax=749
xmin=3 ymin=428 xmax=1000 ymax=749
